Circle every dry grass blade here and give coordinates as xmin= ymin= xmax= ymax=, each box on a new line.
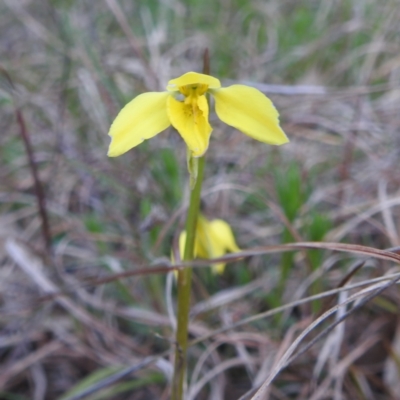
xmin=189 ymin=270 xmax=400 ymax=350
xmin=5 ymin=239 xmax=144 ymax=353
xmin=378 ymin=180 xmax=400 ymax=246
xmin=309 ymin=335 xmax=381 ymax=400
xmin=249 ymin=275 xmax=400 ymax=399
xmin=61 ymin=356 xmax=162 ymax=400
xmin=188 ymin=357 xmax=258 ymax=400
xmin=3 ymin=0 xmax=65 ymax=50
xmin=57 ymin=272 xmax=400 ymax=400
xmin=104 ymin=0 xmax=159 ymax=90
xmin=0 ymin=341 xmax=63 ymax=389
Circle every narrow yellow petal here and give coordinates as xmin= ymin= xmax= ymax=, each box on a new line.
xmin=196 ymin=216 xmax=240 ymax=274
xmin=210 ymin=85 xmax=289 ymax=145
xmin=107 ymin=92 xmax=170 ymax=157
xmin=167 ymin=95 xmax=212 ymax=157
xmin=167 ymin=72 xmax=221 ymax=91
xmin=208 ymin=219 xmax=240 ymax=274
xmin=209 ymin=219 xmax=240 ymax=253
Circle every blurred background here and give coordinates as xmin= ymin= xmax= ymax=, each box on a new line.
xmin=1 ymin=0 xmax=400 ymax=399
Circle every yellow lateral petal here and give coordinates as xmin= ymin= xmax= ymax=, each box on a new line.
xmin=107 ymin=92 xmax=170 ymax=157
xmin=195 ymin=216 xmax=224 ymax=273
xmin=167 ymin=95 xmax=212 ymax=157
xmin=209 ymin=219 xmax=240 ymax=253
xmin=167 ymin=72 xmax=221 ymax=91
xmin=210 ymin=85 xmax=289 ymax=145
xmin=208 ymin=219 xmax=240 ymax=274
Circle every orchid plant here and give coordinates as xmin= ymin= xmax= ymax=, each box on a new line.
xmin=107 ymin=68 xmax=288 ymax=400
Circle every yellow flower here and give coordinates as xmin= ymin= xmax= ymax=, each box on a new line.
xmin=108 ymin=72 xmax=288 ymax=158
xmin=178 ymin=215 xmax=240 ymax=274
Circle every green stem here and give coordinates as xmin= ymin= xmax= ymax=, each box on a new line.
xmin=171 ymin=155 xmax=205 ymax=400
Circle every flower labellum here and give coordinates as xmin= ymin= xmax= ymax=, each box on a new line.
xmin=108 ymin=72 xmax=288 ymax=158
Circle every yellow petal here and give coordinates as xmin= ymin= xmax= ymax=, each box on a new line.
xmin=176 ymin=217 xmax=240 ymax=275
xmin=196 ymin=216 xmax=240 ymax=274
xmin=208 ymin=219 xmax=240 ymax=274
xmin=209 ymin=219 xmax=240 ymax=253
xmin=167 ymin=72 xmax=221 ymax=91
xmin=210 ymin=85 xmax=289 ymax=145
xmin=210 ymin=262 xmax=225 ymax=275
xmin=107 ymin=92 xmax=170 ymax=157
xmin=167 ymin=95 xmax=212 ymax=157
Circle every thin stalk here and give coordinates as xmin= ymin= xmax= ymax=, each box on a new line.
xmin=0 ymin=66 xmax=52 ymax=254
xmin=171 ymin=155 xmax=205 ymax=400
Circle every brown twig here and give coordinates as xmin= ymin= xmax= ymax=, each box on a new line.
xmin=35 ymin=242 xmax=400 ymax=304
xmin=0 ymin=66 xmax=52 ymax=253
